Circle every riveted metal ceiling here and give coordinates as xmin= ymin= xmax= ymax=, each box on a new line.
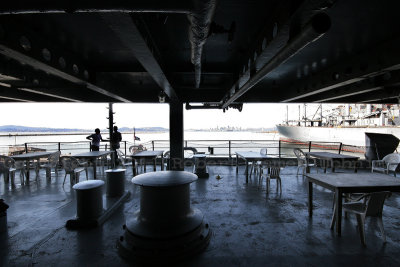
xmin=0 ymin=0 xmax=399 ymax=108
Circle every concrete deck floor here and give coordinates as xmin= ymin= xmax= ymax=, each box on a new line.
xmin=1 ymin=164 xmax=400 ymax=267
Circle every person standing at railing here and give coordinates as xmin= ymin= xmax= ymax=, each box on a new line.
xmin=111 ymin=126 xmax=122 ymax=166
xmin=86 ymin=128 xmax=105 ymax=151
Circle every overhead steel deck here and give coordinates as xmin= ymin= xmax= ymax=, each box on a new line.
xmin=0 ymin=0 xmax=399 ymax=107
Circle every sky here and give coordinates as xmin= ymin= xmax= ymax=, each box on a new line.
xmin=0 ymin=102 xmax=322 ymax=130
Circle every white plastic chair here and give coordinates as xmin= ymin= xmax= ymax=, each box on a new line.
xmin=116 ymin=149 xmax=133 ymax=170
xmin=293 ymin=148 xmax=317 ymax=175
xmin=129 ymin=145 xmax=146 ymax=154
xmin=61 ymin=156 xmax=88 ymax=186
xmin=39 ymin=151 xmax=61 ymax=180
xmin=0 ymin=155 xmax=25 ymax=186
xmin=259 ymin=165 xmax=282 ymax=194
xmin=163 ymin=151 xmax=170 ymax=170
xmin=371 ymin=153 xmax=400 ymax=177
xmin=330 ymin=191 xmax=390 ymax=246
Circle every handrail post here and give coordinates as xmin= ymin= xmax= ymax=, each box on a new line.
xmin=279 ymin=140 xmax=281 ymax=159
xmin=58 ymin=142 xmax=61 ymax=152
xmin=308 ymin=141 xmax=311 ymax=152
xmin=124 ymin=141 xmax=127 ymax=155
xmin=228 ymin=140 xmax=231 ymax=159
xmin=338 ymin=142 xmax=342 ymax=154
xmin=152 ymin=140 xmax=155 ymax=151
xmin=24 ymin=143 xmax=28 ymax=153
xmin=185 ymin=140 xmax=188 ymax=147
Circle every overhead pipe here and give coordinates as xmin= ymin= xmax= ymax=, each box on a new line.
xmin=0 ymin=1 xmax=193 ymax=14
xmin=185 ymin=102 xmax=221 ymax=110
xmin=221 ymin=12 xmax=331 ymax=109
xmin=185 ymin=102 xmax=243 ymax=112
xmin=187 ymin=0 xmax=217 ymax=88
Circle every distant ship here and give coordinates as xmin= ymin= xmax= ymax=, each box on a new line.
xmin=276 ymin=104 xmax=400 ymax=147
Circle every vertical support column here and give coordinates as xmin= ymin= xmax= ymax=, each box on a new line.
xmin=108 ymin=103 xmax=114 ymax=149
xmin=108 ymin=103 xmax=115 ymax=168
xmin=169 ymin=101 xmax=184 ymax=170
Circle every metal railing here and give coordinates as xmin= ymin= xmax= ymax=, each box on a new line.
xmin=1 ymin=139 xmax=365 ymax=159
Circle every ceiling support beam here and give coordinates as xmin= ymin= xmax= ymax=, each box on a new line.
xmin=100 ymin=13 xmax=179 ymax=102
xmin=0 ymin=20 xmax=131 ymax=102
xmin=16 ymin=88 xmax=83 ymax=102
xmin=0 ymin=86 xmax=55 ymax=102
xmin=299 ymin=70 xmax=400 ymax=103
xmin=343 ymin=86 xmax=400 ymax=104
xmin=278 ymin=36 xmax=400 ymax=103
xmin=221 ymin=13 xmax=331 ymax=109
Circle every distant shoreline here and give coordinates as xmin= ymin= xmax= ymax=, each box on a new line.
xmin=0 ymin=129 xmax=275 ymax=137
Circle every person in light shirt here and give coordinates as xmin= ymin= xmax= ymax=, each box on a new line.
xmin=86 ymin=128 xmax=105 ymax=151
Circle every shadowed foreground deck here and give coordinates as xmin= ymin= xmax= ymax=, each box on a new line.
xmin=1 ymin=165 xmax=400 ymax=266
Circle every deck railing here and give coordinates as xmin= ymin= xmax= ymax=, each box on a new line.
xmin=1 ymin=139 xmax=364 ymax=159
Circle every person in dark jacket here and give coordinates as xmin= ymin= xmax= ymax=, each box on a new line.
xmin=111 ymin=126 xmax=122 ymax=165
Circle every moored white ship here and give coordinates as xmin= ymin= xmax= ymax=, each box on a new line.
xmin=277 ymin=104 xmax=400 ymax=147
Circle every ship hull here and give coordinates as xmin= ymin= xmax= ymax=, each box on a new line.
xmin=276 ymin=125 xmax=400 ymax=147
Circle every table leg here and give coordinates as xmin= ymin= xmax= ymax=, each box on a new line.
xmin=93 ymin=160 xmax=97 ymax=179
xmin=308 ymin=181 xmax=313 ymax=217
xmin=25 ymin=160 xmax=30 ymax=182
xmin=245 ymin=160 xmax=249 ymax=183
xmin=335 ymin=189 xmax=342 ymax=236
xmin=132 ymin=158 xmax=137 ymax=176
xmin=236 ymin=154 xmax=238 ymax=174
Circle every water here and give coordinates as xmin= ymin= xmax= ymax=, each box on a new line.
xmin=0 ymin=131 xmax=278 ymax=145
xmin=0 ymin=131 xmax=280 ymax=156
xmin=0 ymin=131 xmax=363 ymax=158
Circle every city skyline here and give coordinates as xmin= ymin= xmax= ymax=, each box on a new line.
xmin=0 ymin=102 xmax=324 ymax=130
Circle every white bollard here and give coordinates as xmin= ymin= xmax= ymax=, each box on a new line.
xmin=73 ymin=180 xmax=104 ymax=220
xmin=105 ymin=169 xmax=126 ymax=197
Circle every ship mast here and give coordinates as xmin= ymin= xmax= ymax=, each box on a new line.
xmin=286 ymin=105 xmax=289 ymax=125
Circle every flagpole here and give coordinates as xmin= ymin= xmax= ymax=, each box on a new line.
xmin=133 ymin=127 xmax=136 ymax=146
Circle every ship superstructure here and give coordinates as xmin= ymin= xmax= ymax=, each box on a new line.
xmin=277 ymin=104 xmax=400 ymax=147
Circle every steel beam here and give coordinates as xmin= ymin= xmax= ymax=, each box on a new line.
xmin=279 ymin=36 xmax=400 ymax=103
xmin=0 ymin=19 xmax=131 ymax=102
xmin=16 ymin=88 xmax=83 ymax=102
xmin=298 ymin=70 xmax=400 ymax=103
xmin=329 ymin=86 xmax=400 ymax=104
xmin=221 ymin=13 xmax=331 ymax=109
xmin=0 ymin=86 xmax=54 ymax=102
xmin=99 ymin=13 xmax=178 ymax=102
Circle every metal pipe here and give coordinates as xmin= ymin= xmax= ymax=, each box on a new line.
xmin=187 ymin=0 xmax=217 ymax=88
xmin=185 ymin=102 xmax=221 ymax=110
xmin=222 ymin=12 xmax=331 ymax=109
xmin=0 ymin=1 xmax=193 ymax=14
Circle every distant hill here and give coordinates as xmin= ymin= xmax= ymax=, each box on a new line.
xmin=0 ymin=125 xmax=87 ymax=132
xmin=0 ymin=125 xmax=168 ymax=133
